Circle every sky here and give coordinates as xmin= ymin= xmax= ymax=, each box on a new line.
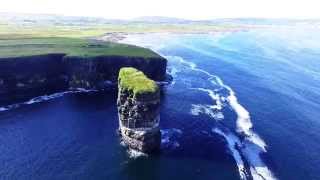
xmin=0 ymin=0 xmax=319 ymax=20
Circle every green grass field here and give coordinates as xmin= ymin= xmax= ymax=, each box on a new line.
xmin=0 ymin=21 xmax=170 ymax=58
xmin=0 ymin=15 xmax=243 ymax=58
xmin=0 ymin=22 xmax=240 ymax=38
xmin=0 ymin=35 xmax=160 ymax=58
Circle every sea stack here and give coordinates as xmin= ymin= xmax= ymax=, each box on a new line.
xmin=117 ymin=67 xmax=161 ymax=153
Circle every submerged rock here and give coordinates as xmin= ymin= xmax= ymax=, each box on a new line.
xmin=117 ymin=67 xmax=161 ymax=153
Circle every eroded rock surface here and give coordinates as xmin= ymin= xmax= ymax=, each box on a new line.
xmin=117 ymin=67 xmax=161 ymax=153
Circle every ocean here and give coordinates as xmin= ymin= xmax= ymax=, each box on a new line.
xmin=1 ymin=27 xmax=320 ymax=180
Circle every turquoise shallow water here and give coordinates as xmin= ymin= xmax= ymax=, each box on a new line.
xmin=1 ymin=27 xmax=320 ymax=180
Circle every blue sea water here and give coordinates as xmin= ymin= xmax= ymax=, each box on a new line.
xmin=1 ymin=27 xmax=320 ymax=180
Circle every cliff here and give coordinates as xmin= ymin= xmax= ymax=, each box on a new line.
xmin=0 ymin=36 xmax=167 ymax=103
xmin=0 ymin=54 xmax=166 ymax=103
xmin=64 ymin=55 xmax=166 ymax=88
xmin=117 ymin=67 xmax=161 ymax=153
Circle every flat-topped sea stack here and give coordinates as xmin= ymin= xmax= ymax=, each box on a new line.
xmin=117 ymin=67 xmax=161 ymax=153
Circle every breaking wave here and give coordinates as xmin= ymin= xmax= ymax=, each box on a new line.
xmin=212 ymin=128 xmax=248 ymax=180
xmin=121 ymin=35 xmax=276 ymax=180
xmin=0 ymin=88 xmax=97 ymax=112
xmin=190 ymin=104 xmax=224 ymax=121
xmin=165 ymin=55 xmax=276 ymax=180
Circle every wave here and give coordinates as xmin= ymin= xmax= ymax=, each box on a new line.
xmin=120 ymin=36 xmax=276 ymax=180
xmin=211 ymin=77 xmax=267 ymax=151
xmin=212 ymin=128 xmax=248 ymax=180
xmin=171 ymin=55 xmax=268 ymax=149
xmin=0 ymin=88 xmax=97 ymax=112
xmin=241 ymin=140 xmax=276 ymax=180
xmin=166 ymin=55 xmax=276 ymax=180
xmin=191 ymin=87 xmax=225 ymax=110
xmin=190 ymin=104 xmax=224 ymax=121
xmin=212 ymin=127 xmax=276 ymax=180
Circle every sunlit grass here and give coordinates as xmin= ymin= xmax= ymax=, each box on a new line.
xmin=0 ymin=35 xmax=160 ymax=58
xmin=119 ymin=67 xmax=159 ymax=97
xmin=0 ymin=19 xmax=241 ymax=58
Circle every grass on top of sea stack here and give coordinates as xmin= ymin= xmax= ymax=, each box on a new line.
xmin=118 ymin=67 xmax=159 ymax=98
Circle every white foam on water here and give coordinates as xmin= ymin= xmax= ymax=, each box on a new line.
xmin=171 ymin=56 xmax=275 ymax=180
xmin=175 ymin=54 xmax=267 ymax=151
xmin=212 ymin=128 xmax=248 ymax=180
xmin=0 ymin=107 xmax=8 ymax=112
xmin=164 ymin=55 xmax=197 ymax=70
xmin=192 ymin=87 xmax=225 ymax=110
xmin=190 ymin=104 xmax=224 ymax=121
xmin=0 ymin=88 xmax=96 ymax=112
xmin=242 ymin=140 xmax=277 ymax=180
xmin=25 ymin=91 xmax=71 ymax=105
xmin=212 ymin=77 xmax=267 ymax=151
xmin=127 ymin=149 xmax=148 ymax=159
xmin=213 ymin=127 xmax=277 ymax=180
xmin=166 ymin=66 xmax=180 ymax=85
xmin=168 ymin=66 xmax=180 ymax=77
xmin=120 ymin=35 xmax=277 ymax=180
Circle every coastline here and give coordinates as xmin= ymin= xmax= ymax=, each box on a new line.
xmin=121 ymin=32 xmax=278 ymax=180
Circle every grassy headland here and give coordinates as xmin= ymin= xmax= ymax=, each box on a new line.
xmin=0 ymin=13 xmax=257 ymax=58
xmin=0 ymin=35 xmax=161 ymax=58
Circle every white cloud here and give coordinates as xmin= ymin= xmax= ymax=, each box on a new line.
xmin=0 ymin=0 xmax=319 ymax=19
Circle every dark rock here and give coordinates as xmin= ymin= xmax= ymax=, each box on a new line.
xmin=117 ymin=68 xmax=161 ymax=153
xmin=0 ymin=54 xmax=167 ymax=103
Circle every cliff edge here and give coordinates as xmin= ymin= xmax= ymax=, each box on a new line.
xmin=0 ymin=37 xmax=167 ymax=103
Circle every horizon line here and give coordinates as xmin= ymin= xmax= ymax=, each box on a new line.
xmin=1 ymin=11 xmax=320 ymax=21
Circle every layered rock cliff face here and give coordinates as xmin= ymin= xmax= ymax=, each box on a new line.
xmin=0 ymin=54 xmax=166 ymax=103
xmin=117 ymin=68 xmax=161 ymax=153
xmin=0 ymin=54 xmax=68 ymax=102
